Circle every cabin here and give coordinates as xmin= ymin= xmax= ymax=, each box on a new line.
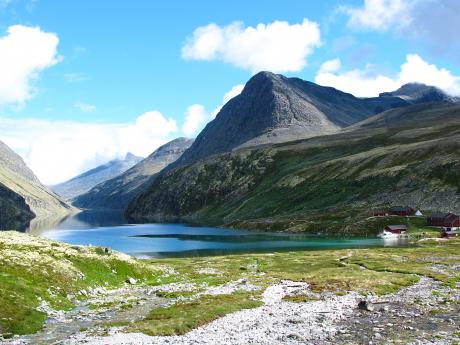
xmin=443 ymin=213 xmax=460 ymax=229
xmin=389 ymin=207 xmax=415 ymax=217
xmin=384 ymin=224 xmax=408 ymax=234
xmin=373 ymin=209 xmax=388 ymax=217
xmin=427 ymin=212 xmax=450 ymax=226
xmin=427 ymin=212 xmax=460 ymax=228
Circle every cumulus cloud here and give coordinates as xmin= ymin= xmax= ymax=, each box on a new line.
xmin=182 ymin=104 xmax=207 ymax=136
xmin=342 ymin=0 xmax=416 ymax=31
xmin=182 ymin=19 xmax=321 ymax=73
xmin=342 ymin=0 xmax=460 ymax=57
xmin=74 ymin=102 xmax=96 ymax=113
xmin=181 ymin=84 xmax=245 ymax=137
xmin=0 ymin=25 xmax=61 ymax=106
xmin=0 ymin=111 xmax=177 ymax=185
xmin=315 ymin=54 xmax=460 ymax=97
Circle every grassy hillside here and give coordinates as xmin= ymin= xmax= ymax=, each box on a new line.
xmin=127 ymin=103 xmax=460 ymax=234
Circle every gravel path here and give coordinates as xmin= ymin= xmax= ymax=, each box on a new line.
xmin=68 ymin=280 xmax=361 ymax=345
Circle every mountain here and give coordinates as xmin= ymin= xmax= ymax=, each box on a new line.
xmin=51 ymin=153 xmax=143 ymax=200
xmin=73 ymin=137 xmax=194 ymax=210
xmin=173 ymin=72 xmax=424 ymax=167
xmin=126 ymin=102 xmax=460 ymax=234
xmin=379 ymin=83 xmax=459 ymax=103
xmin=0 ymin=140 xmax=73 ymax=230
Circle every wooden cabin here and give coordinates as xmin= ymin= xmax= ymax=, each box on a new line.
xmin=384 ymin=225 xmax=408 ymax=234
xmin=427 ymin=212 xmax=460 ymax=228
xmin=389 ymin=207 xmax=415 ymax=217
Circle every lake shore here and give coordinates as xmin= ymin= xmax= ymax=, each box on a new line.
xmin=1 ymin=231 xmax=459 ymax=344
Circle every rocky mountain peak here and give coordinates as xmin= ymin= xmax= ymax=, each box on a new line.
xmin=379 ymin=83 xmax=458 ymax=103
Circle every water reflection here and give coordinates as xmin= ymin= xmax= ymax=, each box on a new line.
xmin=39 ymin=211 xmax=412 ymax=258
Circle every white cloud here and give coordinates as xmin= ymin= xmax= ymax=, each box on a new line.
xmin=0 ymin=25 xmax=61 ymax=106
xmin=212 ymin=84 xmax=244 ymax=118
xmin=181 ymin=84 xmax=245 ymax=137
xmin=182 ymin=19 xmax=321 ymax=73
xmin=74 ymin=102 xmax=96 ymax=113
xmin=182 ymin=104 xmax=207 ymax=137
xmin=342 ymin=0 xmax=460 ymax=57
xmin=0 ymin=111 xmax=177 ymax=185
xmin=342 ymin=0 xmax=416 ymax=31
xmin=222 ymin=84 xmax=245 ymax=104
xmin=315 ymin=54 xmax=460 ymax=97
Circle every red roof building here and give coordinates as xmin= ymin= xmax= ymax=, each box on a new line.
xmin=384 ymin=225 xmax=408 ymax=234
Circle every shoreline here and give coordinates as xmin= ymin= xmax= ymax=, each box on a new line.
xmin=1 ymin=231 xmax=459 ymax=344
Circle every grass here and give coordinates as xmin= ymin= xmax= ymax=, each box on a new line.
xmin=126 ymin=292 xmax=263 ymax=336
xmin=1 ymin=231 xmax=460 ymax=338
xmin=127 ymin=113 xmax=460 ymax=235
xmin=0 ymin=231 xmax=164 ymax=335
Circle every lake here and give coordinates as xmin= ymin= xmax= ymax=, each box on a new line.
xmin=31 ymin=211 xmax=410 ymax=258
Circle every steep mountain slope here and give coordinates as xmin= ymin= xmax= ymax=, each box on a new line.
xmin=0 ymin=140 xmax=73 ymax=229
xmin=173 ymin=72 xmax=430 ymax=167
xmin=126 ymin=102 xmax=460 ymax=234
xmin=51 ymin=153 xmax=143 ymax=200
xmin=74 ymin=138 xmax=194 ymax=210
xmin=0 ymin=183 xmax=34 ymax=230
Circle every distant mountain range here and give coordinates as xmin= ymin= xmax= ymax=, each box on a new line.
xmin=73 ymin=138 xmax=194 ymax=210
xmin=2 ymin=70 xmax=458 ymax=234
xmin=173 ymin=72 xmax=454 ymax=167
xmin=0 ymin=140 xmax=73 ymax=230
xmin=51 ymin=153 xmax=143 ymax=200
xmin=125 ymin=73 xmax=459 ymax=233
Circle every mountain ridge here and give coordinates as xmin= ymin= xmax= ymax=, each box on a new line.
xmin=0 ymin=139 xmax=73 ymax=230
xmin=73 ymin=137 xmax=194 ymax=210
xmin=126 ymin=101 xmax=460 ymax=233
xmin=51 ymin=153 xmax=143 ymax=200
xmin=172 ymin=72 xmax=455 ymax=168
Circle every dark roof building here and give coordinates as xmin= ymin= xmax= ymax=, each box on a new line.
xmin=389 ymin=207 xmax=415 ymax=217
xmin=427 ymin=212 xmax=460 ymax=227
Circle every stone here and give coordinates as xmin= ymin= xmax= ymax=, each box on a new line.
xmin=358 ymin=300 xmax=374 ymax=311
xmin=126 ymin=277 xmax=137 ymax=285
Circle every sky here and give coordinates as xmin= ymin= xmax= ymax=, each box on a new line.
xmin=0 ymin=0 xmax=459 ymax=185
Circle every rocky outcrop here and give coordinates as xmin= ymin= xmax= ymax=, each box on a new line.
xmin=51 ymin=153 xmax=143 ymax=200
xmin=379 ymin=82 xmax=459 ymax=103
xmin=74 ymin=138 xmax=194 ymax=210
xmin=0 ymin=183 xmax=34 ymax=231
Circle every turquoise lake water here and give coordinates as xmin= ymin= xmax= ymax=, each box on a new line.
xmin=39 ymin=211 xmax=410 ymax=258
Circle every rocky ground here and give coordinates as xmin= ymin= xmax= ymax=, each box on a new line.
xmin=2 ymin=232 xmax=460 ymax=345
xmin=5 ymin=277 xmax=459 ymax=345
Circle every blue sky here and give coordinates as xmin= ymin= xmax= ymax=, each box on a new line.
xmin=0 ymin=0 xmax=459 ymax=184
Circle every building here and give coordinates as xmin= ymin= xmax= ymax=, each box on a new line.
xmin=389 ymin=207 xmax=415 ymax=217
xmin=384 ymin=225 xmax=408 ymax=234
xmin=443 ymin=213 xmax=460 ymax=229
xmin=373 ymin=209 xmax=388 ymax=217
xmin=427 ymin=212 xmax=460 ymax=228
